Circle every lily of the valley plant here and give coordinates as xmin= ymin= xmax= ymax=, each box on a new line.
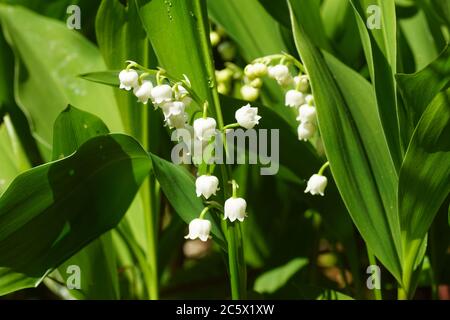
xmin=0 ymin=0 xmax=448 ymax=301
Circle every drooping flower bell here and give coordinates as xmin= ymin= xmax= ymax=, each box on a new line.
xmin=304 ymin=174 xmax=328 ymax=196
xmin=240 ymin=85 xmax=259 ymax=101
xmin=294 ymin=75 xmax=310 ymax=93
xmin=173 ymin=84 xmax=192 ymax=106
xmin=268 ymin=64 xmax=289 ymax=81
xmin=195 ymin=175 xmax=219 ymax=199
xmin=119 ymin=69 xmax=139 ymax=91
xmin=297 ymin=104 xmax=317 ymax=123
xmin=133 ymin=81 xmax=153 ymax=104
xmin=161 ymin=101 xmax=185 ymax=119
xmin=184 ymin=218 xmax=211 ymax=242
xmin=151 ymin=84 xmax=173 ymax=105
xmin=193 ymin=117 xmax=217 ymax=141
xmin=285 ymin=90 xmax=305 ymax=108
xmin=235 ymin=103 xmax=261 ymax=129
xmin=165 ymin=112 xmax=188 ymax=129
xmin=297 ymin=121 xmax=316 ymax=141
xmin=224 ymin=197 xmax=247 ymax=222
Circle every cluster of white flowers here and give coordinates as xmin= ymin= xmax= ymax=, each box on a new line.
xmin=185 ymin=177 xmax=249 ymax=241
xmin=119 ymin=68 xmax=192 ymax=130
xmin=186 ymin=102 xmax=260 ymax=241
xmin=241 ymin=57 xmax=329 ymax=197
xmin=280 ymin=73 xmax=317 ymax=142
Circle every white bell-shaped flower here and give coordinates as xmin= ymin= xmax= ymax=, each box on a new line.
xmin=151 ymin=84 xmax=173 ymax=105
xmin=184 ymin=218 xmax=211 ymax=242
xmin=119 ymin=69 xmax=139 ymax=91
xmin=195 ymin=175 xmax=219 ymax=199
xmin=193 ymin=117 xmax=217 ymax=141
xmin=240 ymin=85 xmax=259 ymax=101
xmin=165 ymin=112 xmax=188 ymax=129
xmin=294 ymin=75 xmax=310 ymax=93
xmin=304 ymin=174 xmax=328 ymax=196
xmin=297 ymin=122 xmax=316 ymax=141
xmin=133 ymin=81 xmax=153 ymax=104
xmin=285 ymin=90 xmax=305 ymax=108
xmin=224 ymin=197 xmax=247 ymax=222
xmin=297 ymin=104 xmax=317 ymax=123
xmin=235 ymin=103 xmax=261 ymax=129
xmin=161 ymin=101 xmax=185 ymax=118
xmin=174 ymin=84 xmax=193 ymax=106
xmin=268 ymin=64 xmax=289 ymax=81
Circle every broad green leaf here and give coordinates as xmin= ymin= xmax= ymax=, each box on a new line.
xmin=398 ymin=88 xmax=450 ymax=245
xmin=288 ymin=0 xmax=333 ymax=52
xmin=0 ymin=4 xmax=123 ymax=159
xmin=399 ymin=8 xmax=441 ymax=70
xmin=137 ymin=0 xmax=219 ymax=120
xmin=350 ymin=0 xmax=402 ymax=168
xmin=79 ymin=71 xmax=122 ymax=87
xmin=429 ymin=0 xmax=450 ymax=27
xmin=0 ymin=115 xmax=29 ymax=195
xmin=149 ymin=153 xmax=226 ymax=249
xmin=253 ymin=257 xmax=353 ymax=299
xmin=52 ymin=106 xmax=109 ymax=160
xmin=0 ymin=24 xmax=41 ymax=166
xmin=396 ymin=45 xmax=450 ymax=127
xmin=0 ymin=133 xmax=151 ymax=296
xmin=52 ymin=105 xmax=119 ymax=299
xmin=321 ymin=0 xmax=363 ymax=68
xmin=254 ymin=258 xmax=309 ymax=294
xmin=289 ymin=0 xmax=402 ymax=280
xmin=96 ymin=0 xmax=158 ymax=144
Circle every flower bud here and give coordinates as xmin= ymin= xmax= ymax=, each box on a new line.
xmin=210 ymin=31 xmax=220 ymax=46
xmin=240 ymin=85 xmax=259 ymax=101
xmin=294 ymin=75 xmax=310 ymax=93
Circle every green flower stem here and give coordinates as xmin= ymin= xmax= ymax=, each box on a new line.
xmin=318 ymin=161 xmax=330 ymax=175
xmin=367 ymin=247 xmax=382 ymax=300
xmin=199 ymin=206 xmax=210 ymax=219
xmin=141 ymin=105 xmax=159 ymax=300
xmin=223 ymin=123 xmax=240 ymax=130
xmin=202 ymin=101 xmax=209 ymax=118
xmin=227 ymin=221 xmax=246 ymax=299
xmin=253 ymin=53 xmax=306 ymax=73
